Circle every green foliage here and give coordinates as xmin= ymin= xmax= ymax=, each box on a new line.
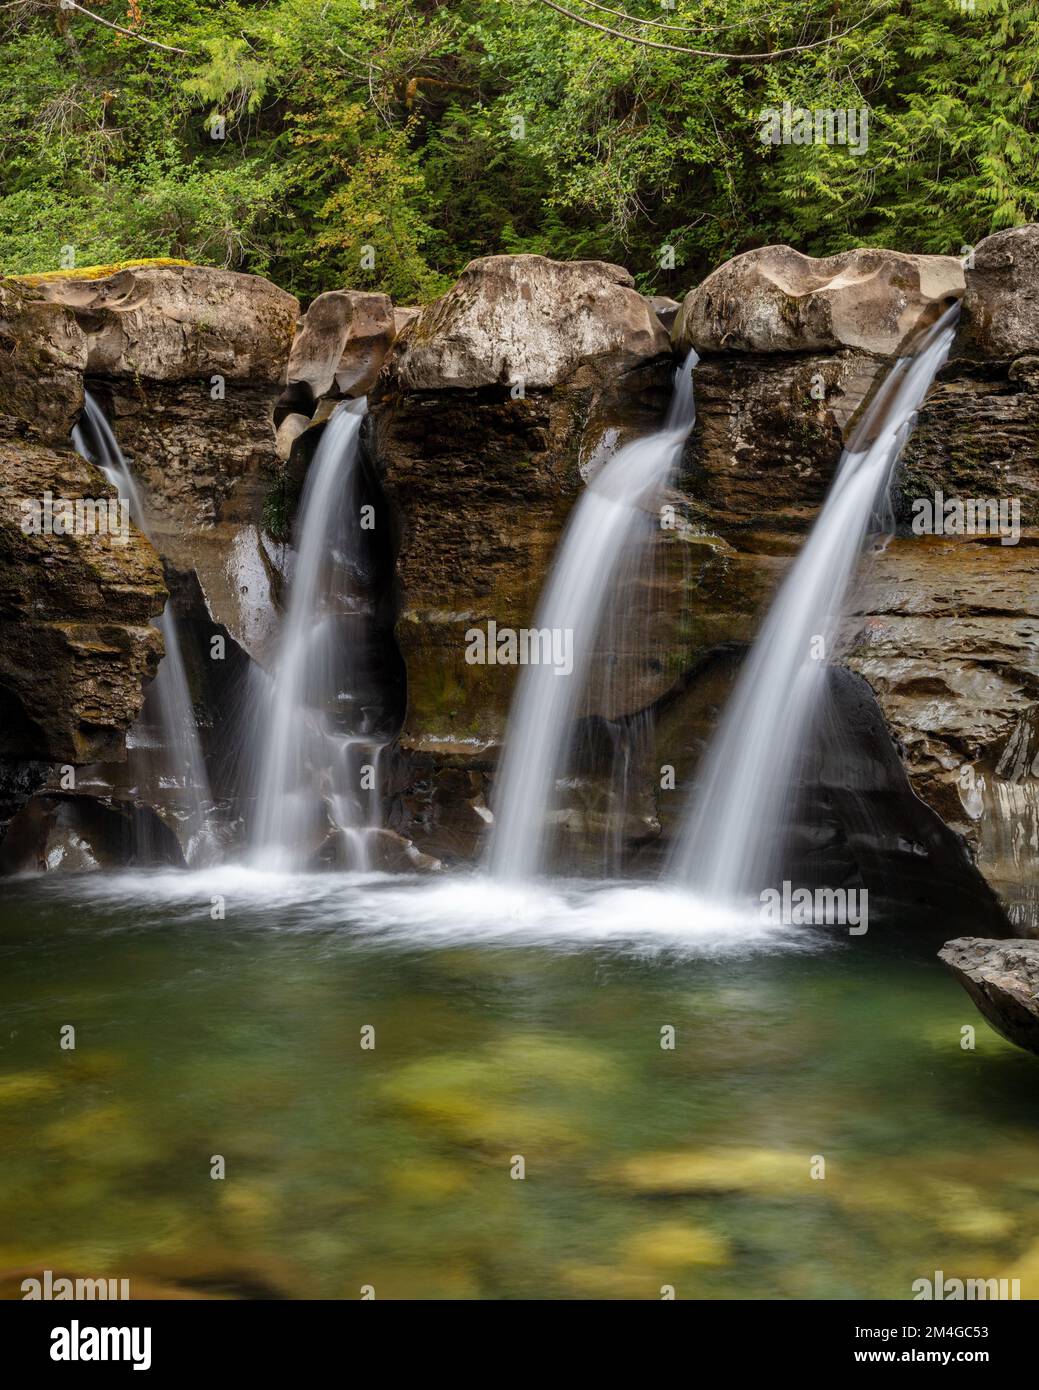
xmin=0 ymin=0 xmax=1035 ymax=299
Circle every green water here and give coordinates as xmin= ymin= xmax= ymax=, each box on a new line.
xmin=1 ymin=871 xmax=1037 ymax=1301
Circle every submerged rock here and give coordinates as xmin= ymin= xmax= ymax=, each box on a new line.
xmin=607 ymin=1147 xmax=811 ymax=1195
xmin=939 ymin=937 xmax=1039 ymax=1055
xmin=672 ymin=244 xmax=964 ymax=356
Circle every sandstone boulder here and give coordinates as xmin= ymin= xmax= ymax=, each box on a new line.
xmin=939 ymin=937 xmax=1039 ymax=1055
xmin=672 ymin=245 xmax=964 ymax=357
xmin=384 ymin=254 xmax=669 ymax=391
xmin=960 ymin=224 xmax=1039 ymax=359
xmin=283 ymin=289 xmax=395 ymax=405
xmin=29 ymin=264 xmax=299 ymax=384
xmin=645 ymin=294 xmax=681 ymax=332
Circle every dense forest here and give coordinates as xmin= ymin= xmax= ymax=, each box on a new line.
xmin=1 ymin=0 xmax=1036 ymax=301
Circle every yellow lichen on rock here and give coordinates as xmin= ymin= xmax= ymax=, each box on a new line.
xmin=10 ymin=258 xmax=193 ymax=285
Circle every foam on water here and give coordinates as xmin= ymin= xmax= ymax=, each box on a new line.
xmin=39 ymin=868 xmax=828 ymax=958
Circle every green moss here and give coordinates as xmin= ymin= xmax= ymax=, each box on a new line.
xmin=10 ymin=258 xmax=193 ymax=284
xmin=261 ymin=472 xmax=302 ymax=543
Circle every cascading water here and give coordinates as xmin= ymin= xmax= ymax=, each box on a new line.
xmin=488 ymin=351 xmax=699 ymax=881
xmin=252 ymin=399 xmax=381 ymax=871
xmin=73 ymin=393 xmax=214 ymax=864
xmin=672 ymin=304 xmax=960 ymax=901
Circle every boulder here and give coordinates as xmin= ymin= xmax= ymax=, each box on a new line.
xmin=960 ymin=224 xmax=1039 ymax=359
xmin=672 ymin=245 xmax=964 ymax=357
xmin=385 ymin=254 xmax=669 ymax=390
xmin=939 ymin=937 xmax=1039 ymax=1055
xmin=283 ymin=289 xmax=395 ymax=404
xmin=393 ymin=306 xmax=421 ymax=336
xmin=28 ymin=264 xmax=299 ymax=384
xmin=0 ymin=433 xmax=166 ymax=764
xmin=645 ymin=294 xmax=681 ymax=331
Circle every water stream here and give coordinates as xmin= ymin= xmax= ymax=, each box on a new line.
xmin=72 ymin=392 xmax=214 ymax=864
xmin=488 ymin=351 xmax=699 ymax=881
xmin=671 ymin=305 xmax=960 ymax=902
xmin=252 ymin=400 xmax=382 ymax=870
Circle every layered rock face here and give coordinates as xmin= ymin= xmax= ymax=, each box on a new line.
xmin=0 ymin=263 xmax=298 ymax=857
xmin=0 ymin=434 xmax=165 ymax=764
xmin=370 ymin=254 xmax=679 ymax=862
xmin=668 ymin=233 xmax=1039 ymax=932
xmin=1 ymin=264 xmax=300 ymax=665
xmin=843 ymin=229 xmax=1039 ymax=933
xmin=940 ymin=937 xmax=1039 ymax=1055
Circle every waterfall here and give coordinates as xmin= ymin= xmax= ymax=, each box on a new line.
xmin=252 ymin=400 xmax=380 ymax=871
xmin=672 ymin=304 xmax=960 ymax=901
xmin=488 ymin=351 xmax=699 ymax=881
xmin=73 ymin=393 xmax=214 ymax=865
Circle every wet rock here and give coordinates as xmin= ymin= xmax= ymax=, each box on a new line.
xmin=645 ymin=294 xmax=681 ymax=331
xmin=844 ymin=534 xmax=1039 ymax=932
xmin=187 ymin=523 xmax=281 ymax=668
xmin=939 ymin=937 xmax=1039 ymax=1055
xmin=960 ymin=224 xmax=1039 ymax=359
xmin=0 ymin=434 xmax=165 ymax=764
xmin=363 ymin=827 xmax=443 ymax=873
xmin=673 ymin=244 xmax=964 ymax=356
xmin=385 ymin=254 xmax=669 ymax=390
xmin=0 ymin=792 xmax=186 ymax=873
xmin=274 ymin=412 xmax=309 ymax=463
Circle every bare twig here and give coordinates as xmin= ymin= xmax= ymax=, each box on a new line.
xmin=537 ymin=0 xmax=876 ymax=61
xmin=58 ymin=0 xmax=190 ymax=55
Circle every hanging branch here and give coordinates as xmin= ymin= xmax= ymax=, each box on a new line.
xmin=571 ymin=0 xmax=795 ymax=36
xmin=58 ymin=0 xmax=191 ymax=55
xmin=535 ymin=0 xmax=873 ymax=61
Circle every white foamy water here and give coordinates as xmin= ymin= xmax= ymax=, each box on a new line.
xmin=488 ymin=351 xmax=699 ymax=881
xmin=52 ymin=867 xmax=826 ymax=959
xmin=672 ymin=305 xmax=960 ymax=899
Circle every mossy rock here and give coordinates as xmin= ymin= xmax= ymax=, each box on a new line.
xmin=9 ymin=258 xmax=193 ymax=285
